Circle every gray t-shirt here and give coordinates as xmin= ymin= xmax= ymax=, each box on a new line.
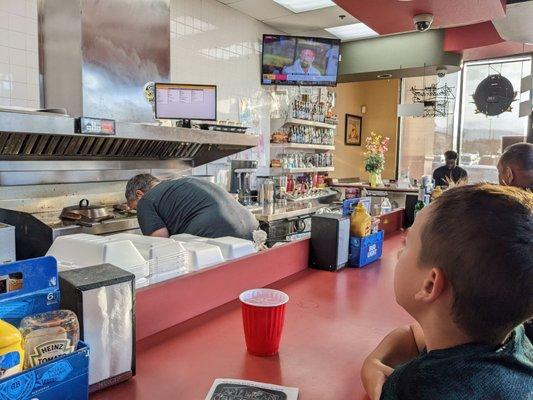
xmin=136 ymin=177 xmax=259 ymax=239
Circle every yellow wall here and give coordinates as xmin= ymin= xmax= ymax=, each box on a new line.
xmin=332 ymin=79 xmax=400 ymax=180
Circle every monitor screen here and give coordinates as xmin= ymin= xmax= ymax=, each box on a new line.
xmin=154 ymin=83 xmax=217 ymax=120
xmin=261 ymin=34 xmax=340 ymax=86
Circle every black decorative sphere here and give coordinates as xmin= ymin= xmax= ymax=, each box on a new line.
xmin=473 ymin=74 xmax=515 ymax=116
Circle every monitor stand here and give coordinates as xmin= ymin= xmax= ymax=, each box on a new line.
xmin=179 ymin=119 xmax=191 ymax=128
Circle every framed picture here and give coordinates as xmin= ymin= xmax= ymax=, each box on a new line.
xmin=345 ymin=114 xmax=362 ymax=146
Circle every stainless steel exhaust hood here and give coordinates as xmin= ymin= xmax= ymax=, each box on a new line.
xmin=0 ymin=1 xmax=258 ymax=186
xmin=38 ymin=0 xmax=171 ymax=122
xmin=0 ymin=110 xmax=257 ymax=185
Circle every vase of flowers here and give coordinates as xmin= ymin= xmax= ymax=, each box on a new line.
xmin=364 ymin=132 xmax=390 ymax=187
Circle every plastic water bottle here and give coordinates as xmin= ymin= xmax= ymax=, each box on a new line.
xmin=380 ymin=197 xmax=392 ymax=215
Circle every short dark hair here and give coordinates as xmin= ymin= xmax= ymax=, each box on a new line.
xmin=444 ymin=150 xmax=458 ymax=160
xmin=420 ymin=184 xmax=533 ymax=344
xmin=499 ymin=142 xmax=533 ymax=171
xmin=125 ymin=173 xmax=160 ymax=201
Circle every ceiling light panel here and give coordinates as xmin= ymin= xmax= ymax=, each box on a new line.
xmin=273 ymin=0 xmax=335 ymax=13
xmin=325 ymin=23 xmax=379 ymax=41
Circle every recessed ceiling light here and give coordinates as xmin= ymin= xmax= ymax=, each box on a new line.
xmin=377 ymin=73 xmax=393 ymax=79
xmin=273 ymin=0 xmax=335 ymax=13
xmin=325 ymin=23 xmax=379 ymax=41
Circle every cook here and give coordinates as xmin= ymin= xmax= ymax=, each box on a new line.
xmin=125 ymin=174 xmax=259 ymax=239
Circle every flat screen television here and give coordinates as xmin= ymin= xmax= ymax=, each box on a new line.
xmin=154 ymin=83 xmax=217 ymax=121
xmin=261 ymin=34 xmax=341 ymax=86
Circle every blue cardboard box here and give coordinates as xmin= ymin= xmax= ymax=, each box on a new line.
xmin=0 ymin=257 xmax=60 ymax=327
xmin=0 ymin=257 xmax=89 ymax=400
xmin=348 ymin=231 xmax=384 ymax=268
xmin=0 ymin=342 xmax=89 ymax=400
xmin=342 ymin=197 xmax=371 ymax=216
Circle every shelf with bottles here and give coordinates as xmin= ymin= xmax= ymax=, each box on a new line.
xmin=270 ymin=152 xmax=333 ymax=172
xmin=270 ymin=123 xmax=335 ymax=150
xmin=270 ymin=143 xmax=334 ymax=151
xmin=269 ymin=166 xmax=335 ymax=174
xmin=271 ymin=117 xmax=337 ymax=130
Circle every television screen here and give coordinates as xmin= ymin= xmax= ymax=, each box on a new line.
xmin=154 ymin=83 xmax=217 ymax=121
xmin=261 ymin=34 xmax=340 ymax=86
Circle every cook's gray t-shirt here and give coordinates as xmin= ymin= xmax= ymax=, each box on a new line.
xmin=136 ymin=177 xmax=259 ymax=239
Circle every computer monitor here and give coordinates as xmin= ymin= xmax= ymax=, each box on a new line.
xmin=154 ymin=83 xmax=217 ymax=124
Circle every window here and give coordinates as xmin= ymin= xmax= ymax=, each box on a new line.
xmin=398 ymin=56 xmax=531 ymax=184
xmin=398 ymin=73 xmax=460 ymax=181
xmin=459 ymin=57 xmax=531 ymax=183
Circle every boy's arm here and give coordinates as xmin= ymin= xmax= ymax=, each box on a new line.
xmin=361 ymin=324 xmax=425 ymax=400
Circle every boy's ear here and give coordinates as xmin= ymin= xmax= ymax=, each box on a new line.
xmin=414 ymin=267 xmax=447 ymax=303
xmin=505 ymin=166 xmax=514 ymax=184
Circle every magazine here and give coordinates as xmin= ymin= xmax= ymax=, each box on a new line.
xmin=204 ymin=378 xmax=299 ymax=400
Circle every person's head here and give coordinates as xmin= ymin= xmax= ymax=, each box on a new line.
xmin=444 ymin=150 xmax=458 ymax=169
xmin=395 ymin=184 xmax=533 ymax=344
xmin=299 ymin=49 xmax=315 ymax=69
xmin=497 ymin=142 xmax=533 ymax=189
xmin=125 ymin=173 xmax=160 ymax=209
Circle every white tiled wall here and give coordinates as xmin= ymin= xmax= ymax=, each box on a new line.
xmin=171 ymin=0 xmax=279 ymax=173
xmin=0 ymin=0 xmax=39 ymax=108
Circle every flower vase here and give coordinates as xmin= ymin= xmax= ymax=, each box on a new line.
xmin=369 ymin=172 xmax=383 ymax=187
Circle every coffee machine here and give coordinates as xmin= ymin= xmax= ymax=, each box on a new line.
xmin=230 ymin=160 xmax=258 ymax=205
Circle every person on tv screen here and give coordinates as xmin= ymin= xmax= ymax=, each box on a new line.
xmin=282 ymin=48 xmax=321 ymax=76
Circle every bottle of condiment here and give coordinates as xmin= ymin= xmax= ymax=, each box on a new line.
xmin=431 ymin=186 xmax=443 ymax=201
xmin=0 ymin=319 xmax=24 ymax=378
xmin=350 ymin=202 xmax=372 ymax=237
xmin=414 ymin=187 xmax=426 ymax=219
xmin=20 ymin=310 xmax=80 ymax=369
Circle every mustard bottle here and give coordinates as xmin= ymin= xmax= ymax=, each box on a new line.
xmin=350 ymin=202 xmax=372 ymax=237
xmin=0 ymin=319 xmax=24 ymax=378
xmin=432 ymin=186 xmax=443 ymax=201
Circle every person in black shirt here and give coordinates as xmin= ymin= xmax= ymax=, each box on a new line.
xmin=125 ymin=174 xmax=259 ymax=239
xmin=432 ymin=150 xmax=467 ymax=187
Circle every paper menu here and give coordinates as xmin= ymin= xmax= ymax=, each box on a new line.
xmin=205 ymin=378 xmax=299 ymax=400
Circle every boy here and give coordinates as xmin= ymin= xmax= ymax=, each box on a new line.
xmin=361 ymin=184 xmax=533 ymax=399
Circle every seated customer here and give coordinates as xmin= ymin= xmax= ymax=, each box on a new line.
xmin=498 ymin=142 xmax=533 ymax=190
xmin=361 ymin=184 xmax=532 ymax=400
xmin=432 ymin=150 xmax=468 ymax=187
xmin=125 ymin=174 xmax=259 ymax=239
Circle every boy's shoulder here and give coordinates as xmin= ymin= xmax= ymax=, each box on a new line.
xmin=381 ymin=325 xmax=533 ymax=400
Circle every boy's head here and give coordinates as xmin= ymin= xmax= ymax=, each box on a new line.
xmin=395 ymin=184 xmax=533 ymax=344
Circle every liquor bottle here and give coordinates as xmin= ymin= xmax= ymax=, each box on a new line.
xmin=414 ymin=187 xmax=426 ymax=219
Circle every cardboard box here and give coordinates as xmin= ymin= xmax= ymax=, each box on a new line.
xmin=0 ymin=256 xmax=60 ymax=327
xmin=348 ymin=231 xmax=384 ymax=268
xmin=0 ymin=342 xmax=89 ymax=400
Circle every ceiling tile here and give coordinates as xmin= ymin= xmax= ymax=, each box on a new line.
xmin=230 ymin=0 xmax=292 ymax=21
xmin=264 ymin=5 xmax=358 ymax=34
xmin=294 ymin=29 xmax=338 ymax=39
xmin=334 ymin=0 xmax=506 ymax=35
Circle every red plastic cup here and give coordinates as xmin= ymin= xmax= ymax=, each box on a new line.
xmin=239 ymin=288 xmax=289 ymax=356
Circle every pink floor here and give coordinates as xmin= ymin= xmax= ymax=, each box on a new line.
xmin=92 ymin=232 xmax=412 ymax=400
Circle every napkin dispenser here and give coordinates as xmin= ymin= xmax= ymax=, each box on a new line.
xmin=59 ymin=264 xmax=135 ymax=392
xmin=309 ymin=213 xmax=350 ymax=271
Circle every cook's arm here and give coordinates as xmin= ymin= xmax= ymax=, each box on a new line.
xmin=361 ymin=324 xmax=425 ymax=400
xmin=150 ymin=227 xmax=170 ymax=238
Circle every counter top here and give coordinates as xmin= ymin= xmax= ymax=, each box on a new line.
xmin=332 ymin=183 xmax=418 ymax=193
xmin=91 ymin=233 xmax=411 ymax=400
xmin=252 ymin=201 xmax=335 ymax=222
